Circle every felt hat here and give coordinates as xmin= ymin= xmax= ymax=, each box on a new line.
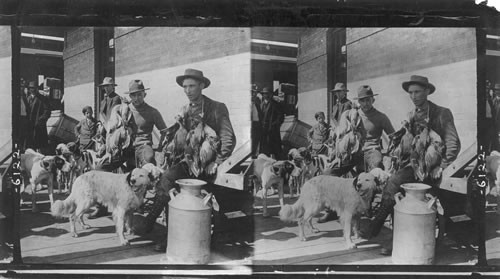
xmin=331 ymin=82 xmax=349 ymax=92
xmin=261 ymin=87 xmax=273 ymax=95
xmin=98 ymin=77 xmax=117 ymax=87
xmin=354 ymin=85 xmax=378 ymax=100
xmin=124 ymin=79 xmax=150 ymax=94
xmin=176 ymin=68 xmax=211 ymax=88
xmin=402 ymin=75 xmax=436 ymax=94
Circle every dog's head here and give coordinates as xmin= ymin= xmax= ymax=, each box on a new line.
xmin=126 ymin=167 xmax=154 ymax=194
xmin=271 ymin=160 xmax=300 ymax=178
xmin=352 ymin=172 xmax=377 ymax=202
xmin=140 ymin=163 xmax=164 ymax=188
xmin=40 ymin=155 xmax=72 ymax=173
xmin=55 ymin=143 xmax=70 ymax=155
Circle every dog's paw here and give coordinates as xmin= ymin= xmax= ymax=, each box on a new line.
xmin=72 ymin=233 xmax=79 ymax=238
xmin=82 ymin=224 xmax=91 ymax=229
xmin=121 ymin=239 xmax=130 ymax=246
xmin=312 ymin=228 xmax=320 ymax=233
xmin=300 ymin=237 xmax=307 ymax=242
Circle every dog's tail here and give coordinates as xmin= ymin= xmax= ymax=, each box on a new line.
xmin=51 ymin=197 xmax=76 ymax=217
xmin=279 ymin=199 xmax=305 ymax=222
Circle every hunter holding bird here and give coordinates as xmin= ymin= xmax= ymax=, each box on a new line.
xmin=362 ymin=75 xmax=460 ymax=255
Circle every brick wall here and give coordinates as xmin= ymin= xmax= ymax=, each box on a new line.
xmin=0 ymin=27 xmax=11 ymax=147
xmin=297 ymin=29 xmax=328 ymax=125
xmin=114 ymin=28 xmax=251 ymax=149
xmin=115 ymin=27 xmax=250 ymax=78
xmin=346 ymin=28 xmax=477 ymax=154
xmin=63 ymin=27 xmax=95 ymax=119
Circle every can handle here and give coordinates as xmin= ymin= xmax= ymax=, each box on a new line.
xmin=168 ymin=188 xmax=179 ymax=200
xmin=201 ymin=189 xmax=220 ymax=211
xmin=394 ymin=192 xmax=404 ymax=204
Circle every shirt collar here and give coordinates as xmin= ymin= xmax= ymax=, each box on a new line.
xmin=415 ymin=101 xmax=429 ymax=113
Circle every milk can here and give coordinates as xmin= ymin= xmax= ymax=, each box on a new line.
xmin=392 ymin=183 xmax=437 ymax=265
xmin=166 ymin=179 xmax=212 ymax=264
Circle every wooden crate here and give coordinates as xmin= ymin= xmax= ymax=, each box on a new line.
xmin=280 ymin=115 xmax=311 ymax=148
xmin=46 ymin=110 xmax=78 ymax=143
xmin=214 ymin=140 xmax=252 ymax=191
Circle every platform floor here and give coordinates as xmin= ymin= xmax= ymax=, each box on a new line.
xmin=6 ymin=189 xmax=490 ymax=268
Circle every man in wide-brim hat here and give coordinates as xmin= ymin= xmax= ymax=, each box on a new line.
xmin=259 ymin=86 xmax=284 ymax=160
xmin=144 ymin=69 xmax=236 ymax=251
xmin=98 ymin=77 xmax=122 ymax=125
xmin=25 ymin=80 xmax=51 ymax=152
xmin=123 ymin=79 xmax=167 ymax=167
xmin=330 ymin=82 xmax=353 ymax=129
xmin=362 ymin=75 xmax=460 ymax=256
xmin=354 ymin=85 xmax=394 ymax=170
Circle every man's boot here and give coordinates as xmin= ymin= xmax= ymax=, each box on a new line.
xmin=317 ymin=209 xmax=339 ymax=223
xmin=153 ymin=203 xmax=169 ymax=252
xmin=361 ymin=199 xmax=394 ymax=239
xmin=144 ymin=195 xmax=169 ymax=234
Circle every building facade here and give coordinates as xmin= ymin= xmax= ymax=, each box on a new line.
xmin=297 ymin=27 xmax=477 ymax=155
xmin=63 ymin=27 xmax=252 ymax=149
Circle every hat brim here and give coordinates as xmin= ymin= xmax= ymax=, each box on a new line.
xmin=98 ymin=83 xmax=117 ymax=87
xmin=176 ymin=75 xmax=211 ymax=88
xmin=354 ymin=94 xmax=378 ymax=100
xmin=124 ymin=88 xmax=150 ymax=94
xmin=402 ymin=81 xmax=435 ymax=94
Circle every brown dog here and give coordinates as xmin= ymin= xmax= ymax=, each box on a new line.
xmin=252 ymin=154 xmax=300 ymax=217
xmin=279 ymin=170 xmax=380 ymax=249
xmin=51 ymin=163 xmax=163 ymax=246
xmin=20 ymin=149 xmax=72 ymax=212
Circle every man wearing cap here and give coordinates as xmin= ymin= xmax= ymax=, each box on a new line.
xmin=98 ymin=77 xmax=122 ymax=126
xmin=260 ymin=86 xmax=284 ymax=159
xmin=331 ymin=82 xmax=353 ymax=130
xmin=143 ymin=69 xmax=236 ymax=251
xmin=26 ymin=81 xmax=51 ymax=152
xmin=362 ymin=75 xmax=460 ymax=255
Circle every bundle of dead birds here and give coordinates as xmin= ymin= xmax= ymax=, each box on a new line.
xmin=101 ymin=103 xmax=133 ymax=164
xmin=162 ymin=115 xmax=220 ymax=177
xmin=387 ymin=119 xmax=445 ymax=181
xmin=329 ymin=108 xmax=363 ymax=168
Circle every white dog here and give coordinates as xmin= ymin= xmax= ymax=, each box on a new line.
xmin=279 ymin=168 xmax=386 ymax=249
xmin=51 ymin=163 xmax=163 ymax=246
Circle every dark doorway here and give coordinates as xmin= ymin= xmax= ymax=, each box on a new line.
xmin=94 ymin=27 xmax=115 ymax=120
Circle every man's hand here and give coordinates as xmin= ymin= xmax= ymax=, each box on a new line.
xmin=431 ymin=166 xmax=443 ymax=180
xmin=206 ymin=162 xmax=218 ymax=175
